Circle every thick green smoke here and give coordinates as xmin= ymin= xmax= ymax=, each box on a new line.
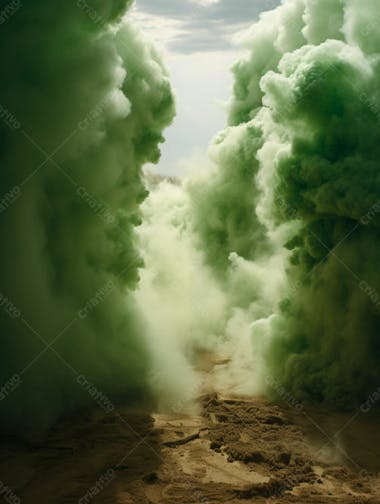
xmin=263 ymin=37 xmax=380 ymax=407
xmin=0 ymin=0 xmax=174 ymax=426
xmin=188 ymin=123 xmax=270 ymax=276
xmin=188 ymin=0 xmax=380 ymax=408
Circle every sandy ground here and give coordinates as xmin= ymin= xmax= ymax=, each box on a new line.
xmin=1 ymin=393 xmax=380 ymax=503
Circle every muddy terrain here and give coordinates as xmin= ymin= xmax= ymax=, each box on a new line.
xmin=1 ymin=393 xmax=380 ymax=503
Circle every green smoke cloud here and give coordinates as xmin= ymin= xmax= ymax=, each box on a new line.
xmin=188 ymin=123 xmax=270 ymax=277
xmin=185 ymin=0 xmax=380 ymax=408
xmin=0 ymin=0 xmax=175 ymax=427
xmin=263 ymin=36 xmax=380 ymax=408
xmin=4 ymin=0 xmax=378 ymax=427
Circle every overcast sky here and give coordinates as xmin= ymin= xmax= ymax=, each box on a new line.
xmin=130 ymin=0 xmax=280 ymax=176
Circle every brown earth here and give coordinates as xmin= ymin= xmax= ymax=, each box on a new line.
xmin=1 ymin=393 xmax=380 ymax=503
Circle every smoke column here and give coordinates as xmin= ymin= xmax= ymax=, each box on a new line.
xmin=141 ymin=0 xmax=380 ymax=411
xmin=0 ymin=0 xmax=174 ymax=426
xmin=255 ymin=0 xmax=380 ymax=408
xmin=195 ymin=0 xmax=380 ymax=408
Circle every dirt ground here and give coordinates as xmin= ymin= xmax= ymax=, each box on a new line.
xmin=1 ymin=393 xmax=380 ymax=503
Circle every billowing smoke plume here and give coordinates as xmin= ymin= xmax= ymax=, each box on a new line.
xmin=256 ymin=0 xmax=380 ymax=408
xmin=140 ymin=0 xmax=380 ymax=410
xmin=2 ymin=0 xmax=379 ymax=425
xmin=0 ymin=0 xmax=174 ymax=426
xmin=201 ymin=0 xmax=380 ymax=408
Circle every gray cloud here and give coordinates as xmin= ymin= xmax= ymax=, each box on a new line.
xmin=134 ymin=0 xmax=281 ymax=53
xmin=203 ymin=0 xmax=280 ymax=24
xmin=135 ymin=0 xmax=194 ymax=17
